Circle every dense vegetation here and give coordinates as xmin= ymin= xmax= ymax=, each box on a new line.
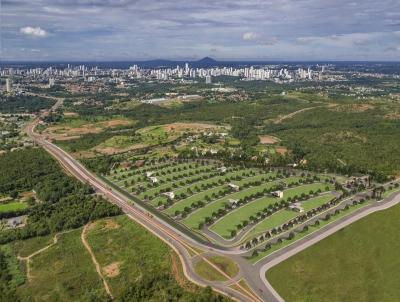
xmin=0 ymin=95 xmax=55 ymax=113
xmin=269 ymin=106 xmax=400 ymax=180
xmin=0 ymin=148 xmax=121 ymax=243
xmin=120 ymin=276 xmax=227 ymax=302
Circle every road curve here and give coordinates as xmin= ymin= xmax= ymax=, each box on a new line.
xmin=26 ymin=117 xmax=263 ymax=302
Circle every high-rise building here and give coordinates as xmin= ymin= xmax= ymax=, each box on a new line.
xmin=5 ymin=78 xmax=12 ymax=93
xmin=49 ymin=78 xmax=55 ymax=88
xmin=205 ymin=75 xmax=212 ymax=84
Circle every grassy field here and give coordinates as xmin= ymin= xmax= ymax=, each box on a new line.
xmin=5 ymin=215 xmax=229 ymax=301
xmin=0 ymin=201 xmax=28 ymax=213
xmin=302 ymin=193 xmax=336 ymax=211
xmin=249 ymin=201 xmax=369 ymax=263
xmin=182 ymin=176 xmax=306 ymax=229
xmin=194 ymin=255 xmax=239 ymax=282
xmin=15 ymin=229 xmax=109 ymax=301
xmin=163 ymin=169 xmax=271 ymax=214
xmin=266 ymin=202 xmax=400 ymax=302
xmin=209 ymin=187 xmax=334 ymax=239
xmin=85 ymin=215 xmax=174 ymax=300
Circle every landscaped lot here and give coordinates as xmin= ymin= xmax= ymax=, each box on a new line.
xmin=106 ymin=159 xmax=341 ymax=252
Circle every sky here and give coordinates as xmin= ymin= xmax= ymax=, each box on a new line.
xmin=1 ymin=0 xmax=400 ymax=61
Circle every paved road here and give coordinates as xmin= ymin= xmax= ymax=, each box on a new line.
xmin=257 ymin=190 xmax=400 ymax=301
xmin=26 ymin=118 xmax=263 ymax=302
xmin=27 ymin=100 xmax=400 ymax=302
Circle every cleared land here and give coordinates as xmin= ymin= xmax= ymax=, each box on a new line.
xmin=266 ymin=202 xmax=400 ymax=302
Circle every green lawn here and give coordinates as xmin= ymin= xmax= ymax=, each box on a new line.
xmin=249 ymin=201 xmax=369 ymax=263
xmin=163 ymin=168 xmax=266 ymax=214
xmin=209 ymin=186 xmax=334 ymax=239
xmin=246 ymin=210 xmax=298 ymax=238
xmin=0 ymin=201 xmax=28 ymax=213
xmin=266 ymin=202 xmax=400 ymax=302
xmin=302 ymin=193 xmax=336 ymax=211
xmin=182 ymin=176 xmax=301 ymax=229
xmin=194 ymin=255 xmax=239 ymax=282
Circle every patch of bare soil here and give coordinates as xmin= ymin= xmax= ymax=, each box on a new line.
xmin=259 ymin=135 xmax=280 ymax=145
xmin=103 ymin=262 xmax=122 ymax=278
xmin=63 ymin=112 xmax=79 ymax=117
xmin=275 ymin=147 xmax=288 ymax=155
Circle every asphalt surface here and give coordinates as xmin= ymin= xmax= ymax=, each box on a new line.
xmin=27 ymin=100 xmax=400 ymax=302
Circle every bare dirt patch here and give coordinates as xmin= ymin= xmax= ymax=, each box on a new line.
xmin=259 ymin=135 xmax=280 ymax=145
xmin=63 ymin=112 xmax=79 ymax=117
xmin=275 ymin=147 xmax=288 ymax=155
xmin=103 ymin=262 xmax=122 ymax=278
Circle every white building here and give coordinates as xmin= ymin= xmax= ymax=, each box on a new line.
xmin=162 ymin=192 xmax=175 ymax=199
xmin=146 ymin=171 xmax=154 ymax=177
xmin=5 ymin=78 xmax=12 ymax=93
xmin=271 ymin=190 xmax=284 ymax=198
xmin=205 ymin=75 xmax=212 ymax=84
xmin=149 ymin=176 xmax=158 ymax=183
xmin=228 ymin=183 xmax=240 ymax=191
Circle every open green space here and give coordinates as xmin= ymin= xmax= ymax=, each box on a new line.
xmin=5 ymin=215 xmax=230 ymax=301
xmin=266 ymin=201 xmax=400 ymax=302
xmin=210 ymin=186 xmax=334 ymax=239
xmin=249 ymin=201 xmax=369 ymax=263
xmin=302 ymin=193 xmax=336 ymax=211
xmin=194 ymin=255 xmax=239 ymax=282
xmin=15 ymin=228 xmax=109 ymax=301
xmin=182 ymin=176 xmax=302 ymax=229
xmin=0 ymin=201 xmax=28 ymax=213
xmin=163 ymin=168 xmax=267 ymax=214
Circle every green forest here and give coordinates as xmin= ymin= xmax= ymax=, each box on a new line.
xmin=0 ymin=148 xmax=121 ymax=243
xmin=0 ymin=95 xmax=55 ymax=113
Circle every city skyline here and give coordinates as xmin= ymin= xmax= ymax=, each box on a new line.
xmin=1 ymin=0 xmax=400 ymax=61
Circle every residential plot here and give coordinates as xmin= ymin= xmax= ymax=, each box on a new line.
xmin=182 ymin=176 xmax=304 ymax=229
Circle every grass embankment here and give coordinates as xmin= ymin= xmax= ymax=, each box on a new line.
xmin=194 ymin=255 xmax=239 ymax=282
xmin=266 ymin=202 xmax=400 ymax=301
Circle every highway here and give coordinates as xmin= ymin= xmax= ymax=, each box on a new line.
xmin=27 ymin=100 xmax=400 ymax=302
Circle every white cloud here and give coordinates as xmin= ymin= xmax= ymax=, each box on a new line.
xmin=20 ymin=26 xmax=48 ymax=37
xmin=242 ymin=32 xmax=258 ymax=41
